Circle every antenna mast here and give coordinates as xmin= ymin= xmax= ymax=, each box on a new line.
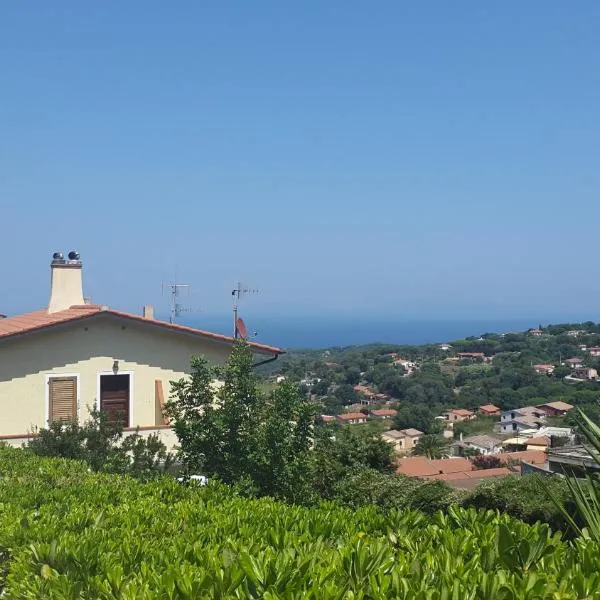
xmin=164 ymin=282 xmax=190 ymax=323
xmin=232 ymin=281 xmax=258 ymax=338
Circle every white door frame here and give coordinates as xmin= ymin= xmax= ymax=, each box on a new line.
xmin=45 ymin=373 xmax=80 ymax=425
xmin=96 ymin=371 xmax=134 ymax=428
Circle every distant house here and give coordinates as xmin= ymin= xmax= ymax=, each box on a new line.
xmin=336 ymin=412 xmax=367 ymax=425
xmin=320 ymin=415 xmax=336 ymax=424
xmin=525 ymin=435 xmax=550 ymax=451
xmin=533 ymin=364 xmax=555 ymax=375
xmin=457 ymin=352 xmax=485 ymax=362
xmin=500 ymin=406 xmax=546 ymax=433
xmin=536 ymin=401 xmax=574 ymax=416
xmin=454 ymin=434 xmax=503 ymax=456
xmin=393 ymin=357 xmax=416 ymax=373
xmin=381 ymin=428 xmax=423 ymax=453
xmin=563 ymin=357 xmax=584 ymax=369
xmin=353 ymin=385 xmax=378 ymax=405
xmin=528 ymin=329 xmax=543 ymax=337
xmin=567 ymin=330 xmax=585 ymax=337
xmin=439 ymin=343 xmax=452 ymax=351
xmin=571 ymin=367 xmax=598 ymax=381
xmin=444 ymin=408 xmax=475 ymax=422
xmin=370 ymin=408 xmax=397 ymax=420
xmin=478 ymin=404 xmax=501 ymax=417
xmin=588 ymin=347 xmax=600 ymax=357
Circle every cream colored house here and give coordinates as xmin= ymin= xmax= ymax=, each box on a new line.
xmin=381 ymin=428 xmax=423 ymax=454
xmin=0 ymin=253 xmax=282 ymax=448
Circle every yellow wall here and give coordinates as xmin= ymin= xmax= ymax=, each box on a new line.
xmin=0 ymin=314 xmax=237 ymax=437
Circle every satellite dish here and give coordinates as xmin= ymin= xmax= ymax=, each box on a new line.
xmin=68 ymin=250 xmax=80 ymax=261
xmin=52 ymin=252 xmax=64 ymax=260
xmin=236 ymin=317 xmax=248 ymax=339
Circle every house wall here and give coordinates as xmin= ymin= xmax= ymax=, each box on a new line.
xmin=0 ymin=315 xmax=234 ymax=438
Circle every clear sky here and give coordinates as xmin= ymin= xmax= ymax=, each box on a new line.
xmin=2 ymin=2 xmax=599 ymax=322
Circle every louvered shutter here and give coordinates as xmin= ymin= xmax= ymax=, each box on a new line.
xmin=49 ymin=377 xmax=77 ymax=422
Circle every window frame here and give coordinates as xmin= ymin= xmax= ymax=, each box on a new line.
xmin=96 ymin=370 xmax=135 ymax=428
xmin=45 ymin=373 xmax=80 ymax=425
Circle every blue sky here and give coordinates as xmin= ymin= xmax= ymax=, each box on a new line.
xmin=2 ymin=2 xmax=599 ymax=323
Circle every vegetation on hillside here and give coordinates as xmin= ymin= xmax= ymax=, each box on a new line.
xmin=1 ymin=447 xmax=600 ymax=598
xmin=261 ymin=322 xmax=600 ymax=433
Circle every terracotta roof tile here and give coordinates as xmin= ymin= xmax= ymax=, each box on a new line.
xmin=337 ymin=412 xmax=366 ymax=420
xmin=537 ymin=401 xmax=574 ymax=412
xmin=498 ymin=450 xmax=547 ymax=465
xmin=449 ymin=408 xmax=474 ymax=417
xmin=396 ymin=457 xmax=472 ymax=477
xmin=0 ymin=306 xmax=282 ymax=355
xmin=370 ymin=408 xmax=398 ymax=417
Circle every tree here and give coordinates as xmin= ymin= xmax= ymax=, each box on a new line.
xmin=166 ymin=341 xmax=316 ymax=502
xmin=311 ymin=379 xmax=330 ymax=396
xmin=393 ymin=405 xmax=437 ymax=434
xmin=412 ymin=434 xmax=450 ymax=459
xmin=333 ymin=383 xmax=359 ymax=405
xmin=553 ymin=365 xmax=571 ymax=379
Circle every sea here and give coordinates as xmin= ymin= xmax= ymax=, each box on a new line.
xmin=182 ymin=315 xmax=544 ymax=350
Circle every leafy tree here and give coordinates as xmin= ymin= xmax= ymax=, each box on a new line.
xmin=552 ymin=365 xmax=571 ymax=379
xmin=311 ymin=379 xmax=330 ymax=396
xmin=167 ymin=341 xmax=316 ymax=502
xmin=393 ymin=405 xmax=437 ymax=434
xmin=412 ymin=434 xmax=450 ymax=459
xmin=333 ymin=383 xmax=359 ymax=405
xmin=344 ymin=367 xmax=361 ymax=385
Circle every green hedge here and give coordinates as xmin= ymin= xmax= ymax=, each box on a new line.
xmin=1 ymin=447 xmax=600 ymax=599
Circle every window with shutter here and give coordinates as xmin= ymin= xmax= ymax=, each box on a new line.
xmin=48 ymin=376 xmax=77 ymax=423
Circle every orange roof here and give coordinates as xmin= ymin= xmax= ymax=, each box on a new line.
xmin=397 ymin=457 xmax=472 ymax=477
xmin=337 ymin=412 xmax=366 ymax=420
xmin=479 ymin=404 xmax=500 ymax=413
xmin=497 ymin=450 xmax=547 ymax=465
xmin=450 ymin=408 xmax=474 ymax=417
xmin=0 ymin=306 xmax=282 ymax=355
xmin=537 ymin=401 xmax=574 ymax=412
xmin=370 ymin=408 xmax=397 ymax=417
xmin=526 ymin=436 xmax=550 ymax=447
xmin=430 ymin=467 xmax=513 ymax=481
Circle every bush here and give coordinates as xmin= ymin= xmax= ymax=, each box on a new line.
xmin=472 ymin=455 xmax=502 ymax=470
xmin=461 ymin=474 xmax=581 ymax=536
xmin=27 ymin=410 xmax=174 ymax=481
xmin=2 ymin=447 xmax=600 ymax=598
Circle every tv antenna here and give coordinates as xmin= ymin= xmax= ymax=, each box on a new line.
xmin=162 ymin=282 xmax=192 ymax=323
xmin=232 ymin=281 xmax=258 ymax=338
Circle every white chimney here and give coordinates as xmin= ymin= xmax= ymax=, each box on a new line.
xmin=48 ymin=251 xmax=85 ymax=313
xmin=143 ymin=304 xmax=154 ymax=319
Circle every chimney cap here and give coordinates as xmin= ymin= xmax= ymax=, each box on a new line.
xmin=68 ymin=250 xmax=81 ymax=261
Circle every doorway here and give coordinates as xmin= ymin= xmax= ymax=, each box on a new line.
xmin=99 ymin=374 xmax=130 ymax=427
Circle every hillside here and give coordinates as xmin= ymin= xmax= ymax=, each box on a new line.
xmin=0 ymin=447 xmax=599 ymax=598
xmin=262 ymin=323 xmax=600 ymax=431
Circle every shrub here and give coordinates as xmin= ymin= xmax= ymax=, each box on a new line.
xmin=1 ymin=447 xmax=600 ymax=598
